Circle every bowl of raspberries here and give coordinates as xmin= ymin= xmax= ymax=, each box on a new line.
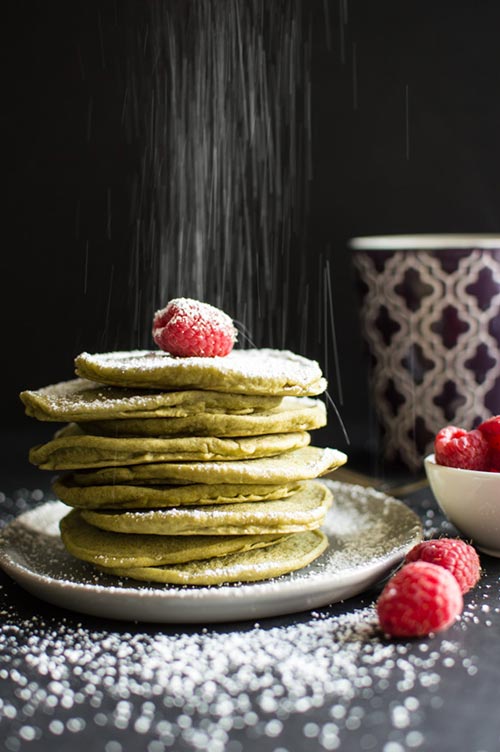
xmin=425 ymin=416 xmax=500 ymax=556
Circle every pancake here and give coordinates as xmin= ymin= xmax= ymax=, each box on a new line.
xmin=60 ymin=510 xmax=288 ymax=568
xmin=54 ymin=476 xmax=303 ymax=509
xmin=29 ymin=424 xmax=310 ymax=471
xmin=81 ymin=397 xmax=326 ymax=437
xmin=80 ymin=481 xmax=332 ymax=535
xmin=68 ymin=446 xmax=347 ymax=487
xmin=75 ymin=349 xmax=326 ymax=396
xmin=98 ymin=530 xmax=328 ymax=585
xmin=20 ymin=378 xmax=281 ymax=422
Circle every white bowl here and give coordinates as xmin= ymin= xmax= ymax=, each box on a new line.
xmin=425 ymin=453 xmax=500 ymax=556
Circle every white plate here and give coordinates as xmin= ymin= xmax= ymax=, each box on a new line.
xmin=0 ymin=481 xmax=421 ymax=623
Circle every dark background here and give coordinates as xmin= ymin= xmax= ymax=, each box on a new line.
xmin=3 ymin=0 xmax=500 ymax=488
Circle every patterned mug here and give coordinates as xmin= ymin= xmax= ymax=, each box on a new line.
xmin=350 ymin=234 xmax=500 ymax=471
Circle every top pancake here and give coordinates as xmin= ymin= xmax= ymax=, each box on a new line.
xmin=75 ymin=349 xmax=327 ymax=396
xmin=20 ymin=378 xmax=281 ymax=422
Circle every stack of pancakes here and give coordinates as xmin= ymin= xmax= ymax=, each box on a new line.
xmin=21 ymin=348 xmax=347 ymax=585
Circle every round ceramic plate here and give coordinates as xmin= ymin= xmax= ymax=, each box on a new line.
xmin=0 ymin=481 xmax=421 ymax=623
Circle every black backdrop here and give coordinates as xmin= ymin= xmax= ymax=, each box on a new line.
xmin=4 ymin=0 xmax=500 ymax=484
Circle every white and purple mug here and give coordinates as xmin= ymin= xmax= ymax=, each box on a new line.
xmin=350 ymin=234 xmax=500 ymax=471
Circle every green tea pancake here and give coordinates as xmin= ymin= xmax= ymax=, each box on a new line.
xmin=29 ymin=424 xmax=310 ymax=471
xmin=20 ymin=378 xmax=281 ymax=422
xmin=98 ymin=530 xmax=328 ymax=585
xmin=82 ymin=397 xmax=326 ymax=438
xmin=80 ymin=481 xmax=332 ymax=535
xmin=54 ymin=476 xmax=303 ymax=509
xmin=60 ymin=510 xmax=288 ymax=568
xmin=69 ymin=446 xmax=347 ymax=487
xmin=75 ymin=349 xmax=326 ymax=396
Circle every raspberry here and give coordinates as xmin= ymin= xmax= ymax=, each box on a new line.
xmin=478 ymin=416 xmax=500 ymax=451
xmin=377 ymin=561 xmax=463 ymax=638
xmin=487 ymin=448 xmax=500 ymax=472
xmin=405 ymin=539 xmax=480 ymax=594
xmin=152 ymin=298 xmax=237 ymax=358
xmin=434 ymin=425 xmax=489 ymax=470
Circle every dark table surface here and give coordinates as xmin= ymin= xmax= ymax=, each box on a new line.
xmin=0 ymin=461 xmax=499 ymax=752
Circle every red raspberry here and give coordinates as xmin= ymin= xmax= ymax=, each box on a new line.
xmin=477 ymin=416 xmax=500 ymax=450
xmin=152 ymin=298 xmax=237 ymax=358
xmin=434 ymin=425 xmax=489 ymax=470
xmin=405 ymin=539 xmax=480 ymax=594
xmin=377 ymin=561 xmax=463 ymax=637
xmin=487 ymin=449 xmax=500 ymax=472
